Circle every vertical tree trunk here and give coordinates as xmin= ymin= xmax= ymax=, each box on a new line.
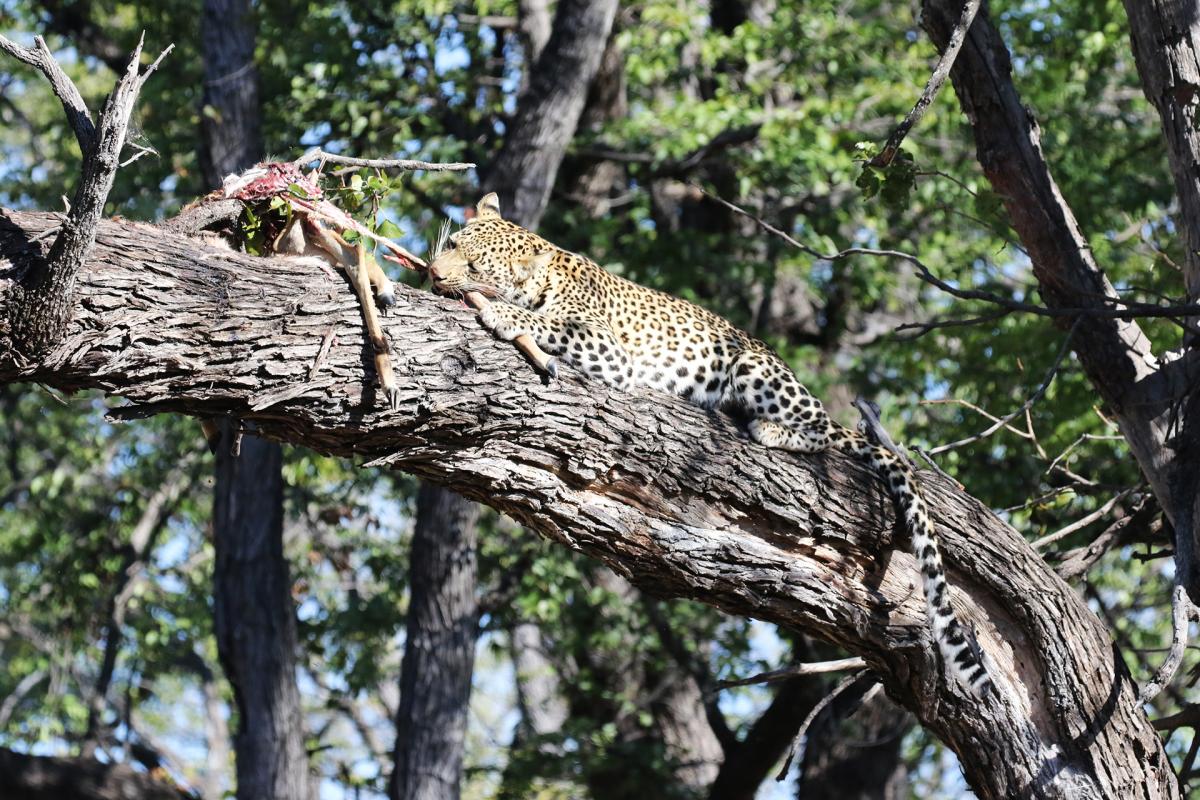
xmin=212 ymin=433 xmax=311 ymax=800
xmin=1119 ymin=0 xmax=1200 ymax=605
xmin=797 ymin=691 xmax=910 ymax=800
xmin=200 ymin=2 xmax=308 ymax=798
xmin=388 ymin=485 xmax=480 ymax=800
xmin=391 ymin=4 xmax=619 ymax=797
xmin=199 ymin=0 xmax=262 ymax=190
xmin=1121 ymin=1 xmax=1200 ymax=302
xmin=482 ymin=0 xmax=621 ymax=229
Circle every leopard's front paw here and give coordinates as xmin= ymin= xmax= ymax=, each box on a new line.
xmin=477 ymin=304 xmax=501 ymax=333
xmin=478 ymin=304 xmax=530 ymax=341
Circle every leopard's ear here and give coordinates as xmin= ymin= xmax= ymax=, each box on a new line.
xmin=476 ymin=192 xmax=501 ymax=220
xmin=515 ymin=249 xmax=554 ymax=281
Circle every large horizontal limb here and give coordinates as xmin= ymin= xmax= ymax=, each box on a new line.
xmin=0 ymin=209 xmax=1173 ymax=799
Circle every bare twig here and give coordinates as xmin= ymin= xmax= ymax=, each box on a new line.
xmin=924 ymin=318 xmax=1079 ymax=456
xmin=1141 ymin=580 xmax=1197 ymax=702
xmin=1032 ymin=487 xmax=1135 ymax=550
xmin=0 ymin=34 xmax=95 ymax=151
xmin=292 ymin=147 xmax=475 ymax=173
xmin=894 ymin=308 xmax=1013 ymax=339
xmin=715 ymin=657 xmax=867 ymax=690
xmin=775 ymin=670 xmax=875 ymax=781
xmin=696 ymin=185 xmax=1200 ymax=326
xmin=1055 ymin=498 xmax=1159 ymax=581
xmin=870 ymin=0 xmax=982 ymax=167
xmin=0 ymin=668 xmax=47 ymax=729
xmin=923 ymin=397 xmax=1034 ymax=442
xmin=1045 ymin=432 xmax=1126 ymax=477
xmin=308 ymin=325 xmax=336 ymax=380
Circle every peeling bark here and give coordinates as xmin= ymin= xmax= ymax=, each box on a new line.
xmin=0 ymin=211 xmax=1175 ymax=798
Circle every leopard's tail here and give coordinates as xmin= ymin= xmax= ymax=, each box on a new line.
xmin=835 ymin=428 xmax=994 ymax=698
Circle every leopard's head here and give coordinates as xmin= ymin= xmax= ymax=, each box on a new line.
xmin=428 ymin=193 xmax=554 ymax=300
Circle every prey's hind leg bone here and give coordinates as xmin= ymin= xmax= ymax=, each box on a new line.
xmin=351 ymin=243 xmax=400 ymax=409
xmin=277 ymin=215 xmax=400 ymax=409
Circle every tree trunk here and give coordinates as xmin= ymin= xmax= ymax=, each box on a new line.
xmin=797 ymin=690 xmax=910 ymax=800
xmin=919 ymin=0 xmax=1200 ymax=604
xmin=199 ymin=0 xmax=263 ymax=190
xmin=482 ymin=0 xmax=620 ymax=228
xmin=0 ymin=211 xmax=1175 ymax=798
xmin=1117 ymin=0 xmax=1200 ymax=613
xmin=212 ymin=431 xmax=312 ymax=800
xmin=1121 ymin=0 xmax=1200 ymax=302
xmin=388 ymin=484 xmax=480 ymax=800
xmin=197 ymin=3 xmax=308 ymax=798
xmin=392 ymin=3 xmax=620 ymax=796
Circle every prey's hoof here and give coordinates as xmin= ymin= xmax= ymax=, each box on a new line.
xmin=544 ymin=357 xmax=558 ymax=379
xmin=376 ymin=288 xmax=397 ymax=309
xmin=383 ymin=384 xmax=400 ymax=411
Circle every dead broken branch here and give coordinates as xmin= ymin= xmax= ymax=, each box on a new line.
xmin=0 ymin=31 xmax=172 ymax=358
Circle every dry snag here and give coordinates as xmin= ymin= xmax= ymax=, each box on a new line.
xmin=0 ymin=32 xmax=172 ymax=359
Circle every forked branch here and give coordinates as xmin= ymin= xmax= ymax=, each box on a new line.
xmin=0 ymin=31 xmax=171 ymax=359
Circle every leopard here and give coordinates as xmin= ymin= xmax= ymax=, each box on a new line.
xmin=428 ymin=192 xmax=994 ymax=698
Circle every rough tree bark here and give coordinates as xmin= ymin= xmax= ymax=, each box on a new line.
xmin=392 ymin=4 xmax=619 ymax=797
xmin=212 ymin=434 xmax=311 ymax=800
xmin=0 ymin=212 xmax=1175 ymax=799
xmin=0 ymin=34 xmax=165 ymax=358
xmin=1121 ymin=0 xmax=1200 ymax=301
xmin=388 ymin=485 xmax=481 ymax=800
xmin=197 ymin=2 xmax=310 ymax=799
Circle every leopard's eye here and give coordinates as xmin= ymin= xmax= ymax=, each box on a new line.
xmin=467 ymin=262 xmax=480 ymax=274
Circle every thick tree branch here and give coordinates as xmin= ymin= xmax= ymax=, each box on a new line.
xmin=0 ymin=33 xmax=95 ymax=150
xmin=0 ymin=211 xmax=1175 ymax=798
xmin=482 ymin=0 xmax=620 ymax=228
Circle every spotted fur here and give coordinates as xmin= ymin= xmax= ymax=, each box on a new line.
xmin=430 ymin=193 xmax=993 ymax=697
